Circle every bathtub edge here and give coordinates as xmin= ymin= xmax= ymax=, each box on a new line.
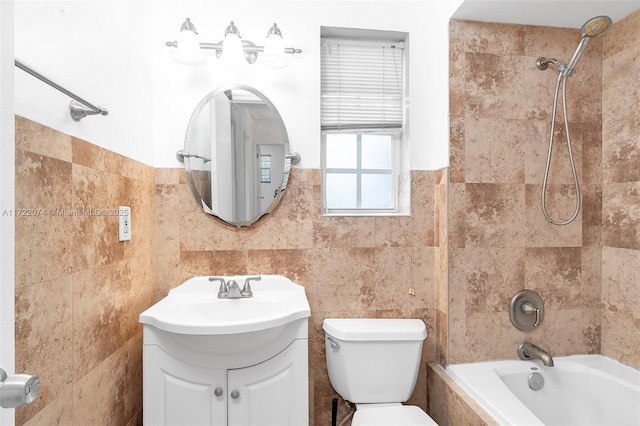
xmin=427 ymin=361 xmax=500 ymax=426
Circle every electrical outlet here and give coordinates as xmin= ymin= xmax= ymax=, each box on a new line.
xmin=119 ymin=206 xmax=131 ymax=241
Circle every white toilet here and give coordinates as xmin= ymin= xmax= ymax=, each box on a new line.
xmin=323 ymin=318 xmax=438 ymax=426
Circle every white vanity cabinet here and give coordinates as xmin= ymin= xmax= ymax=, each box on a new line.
xmin=139 ymin=275 xmax=311 ymax=426
xmin=144 ymin=345 xmax=227 ymax=425
xmin=142 ymin=318 xmax=309 ymax=426
xmin=227 ymin=340 xmax=307 ymax=425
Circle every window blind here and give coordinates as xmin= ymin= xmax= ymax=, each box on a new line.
xmin=321 ymin=39 xmax=404 ymax=131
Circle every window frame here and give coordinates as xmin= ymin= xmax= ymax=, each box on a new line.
xmin=320 ymin=28 xmax=409 ymax=217
xmin=321 ymin=130 xmax=403 ymax=216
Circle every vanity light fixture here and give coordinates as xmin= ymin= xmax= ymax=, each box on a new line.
xmin=166 ymin=18 xmax=302 ymax=67
xmin=172 ymin=18 xmax=203 ymax=65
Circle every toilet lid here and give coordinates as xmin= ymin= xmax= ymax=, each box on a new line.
xmin=352 ymin=405 xmax=438 ymax=426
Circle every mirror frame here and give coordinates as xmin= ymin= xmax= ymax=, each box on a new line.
xmin=182 ymin=84 xmax=292 ymax=227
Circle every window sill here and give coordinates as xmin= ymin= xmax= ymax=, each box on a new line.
xmin=322 ymin=211 xmax=411 ymax=218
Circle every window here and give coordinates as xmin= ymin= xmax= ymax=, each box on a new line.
xmin=324 ymin=133 xmax=395 ymax=209
xmin=321 ymin=28 xmax=409 ymax=216
xmin=259 ymin=155 xmax=271 ymax=183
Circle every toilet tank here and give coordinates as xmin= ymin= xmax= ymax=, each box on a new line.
xmin=323 ymin=318 xmax=427 ymax=404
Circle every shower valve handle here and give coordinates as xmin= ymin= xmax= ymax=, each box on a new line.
xmin=522 ymin=302 xmax=541 ymax=327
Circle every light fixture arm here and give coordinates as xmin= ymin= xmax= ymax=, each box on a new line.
xmin=165 ymin=41 xmax=302 ymax=55
xmin=166 ymin=19 xmax=302 ymax=64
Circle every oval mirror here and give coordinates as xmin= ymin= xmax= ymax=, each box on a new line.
xmin=181 ymin=85 xmax=294 ymax=227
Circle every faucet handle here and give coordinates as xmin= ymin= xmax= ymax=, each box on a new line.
xmin=209 ymin=277 xmax=227 ymax=297
xmin=522 ymin=302 xmax=541 ymax=327
xmin=242 ymin=276 xmax=261 ymax=297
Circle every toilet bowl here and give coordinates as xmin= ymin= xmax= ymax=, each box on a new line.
xmin=323 ymin=318 xmax=438 ymax=426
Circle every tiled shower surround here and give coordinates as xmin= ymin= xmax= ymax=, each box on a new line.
xmin=428 ymin=11 xmax=640 ymax=426
xmin=446 ymin=19 xmax=604 ymax=364
xmin=445 ymin=10 xmax=640 ymax=368
xmin=13 ymin=8 xmax=639 ymax=426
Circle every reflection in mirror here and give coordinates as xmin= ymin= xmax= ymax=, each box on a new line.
xmin=182 ymin=85 xmax=292 ymax=227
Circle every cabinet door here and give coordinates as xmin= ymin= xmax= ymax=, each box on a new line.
xmin=227 ymin=340 xmax=308 ymax=426
xmin=144 ymin=346 xmax=227 ymax=426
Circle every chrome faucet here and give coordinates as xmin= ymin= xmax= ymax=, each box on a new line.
xmin=518 ymin=342 xmax=554 ymax=367
xmin=211 ymin=276 xmax=261 ymax=299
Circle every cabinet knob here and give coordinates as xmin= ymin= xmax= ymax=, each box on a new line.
xmin=230 ymin=390 xmax=240 ymax=399
xmin=214 ymin=387 xmax=223 ymax=397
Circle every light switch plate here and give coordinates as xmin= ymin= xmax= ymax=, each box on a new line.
xmin=119 ymin=206 xmax=131 ymax=241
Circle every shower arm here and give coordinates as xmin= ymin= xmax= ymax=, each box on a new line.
xmin=536 ymin=57 xmax=569 ymax=75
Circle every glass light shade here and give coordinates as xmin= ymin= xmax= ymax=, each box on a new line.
xmin=261 ymin=33 xmax=288 ymax=68
xmin=219 ymin=33 xmax=247 ymax=67
xmin=174 ymin=29 xmax=203 ymax=65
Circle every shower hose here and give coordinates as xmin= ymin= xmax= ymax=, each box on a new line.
xmin=541 ymin=73 xmax=581 ymax=226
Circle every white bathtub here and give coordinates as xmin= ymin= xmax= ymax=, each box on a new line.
xmin=446 ymin=355 xmax=640 ymax=426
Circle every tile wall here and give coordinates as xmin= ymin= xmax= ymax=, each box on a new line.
xmin=155 ymin=167 xmax=439 ymax=425
xmin=14 ymin=116 xmax=156 ymax=426
xmin=601 ymin=8 xmax=640 ymax=370
xmin=447 ymin=20 xmax=603 ymax=364
xmin=14 ymin=123 xmax=440 ymax=426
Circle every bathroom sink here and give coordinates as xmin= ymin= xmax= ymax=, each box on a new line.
xmin=139 ymin=275 xmax=311 ymax=335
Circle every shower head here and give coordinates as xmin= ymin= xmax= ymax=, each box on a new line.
xmin=563 ymin=15 xmax=612 ymax=77
xmin=581 ymin=15 xmax=612 ymax=38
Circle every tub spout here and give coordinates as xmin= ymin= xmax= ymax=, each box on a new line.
xmin=518 ymin=342 xmax=554 ymax=367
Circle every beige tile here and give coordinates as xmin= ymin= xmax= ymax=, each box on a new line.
xmin=20 ymin=386 xmax=73 ymax=426
xmin=15 ymin=277 xmax=73 ymax=425
xmin=71 ymin=137 xmax=108 ymax=171
xmin=373 ymin=247 xmax=414 ymax=310
xmin=465 ymin=117 xmax=526 ymax=184
xmin=524 ymin=121 xmax=583 ymax=186
xmin=452 ymin=20 xmax=524 ymax=56
xmin=524 ymin=25 xmax=580 ymax=62
xmin=72 ymin=259 xmax=141 ymax=380
xmin=527 ymin=308 xmax=600 ymax=356
xmin=603 ymin=8 xmax=640 ymax=60
xmin=313 ymin=215 xmax=375 ymax=248
xmin=581 ymin=246 xmax=602 ymax=309
xmin=247 ymin=249 xmax=313 ymax=286
xmin=375 ymin=216 xmax=412 ymax=248
xmin=601 ymin=309 xmax=640 ymax=370
xmin=179 ymin=250 xmax=249 ymax=277
xmin=448 ymin=183 xmax=466 ymax=248
xmin=411 ymin=170 xmax=436 ymax=248
xmin=310 ymin=248 xmax=376 ymax=312
xmin=449 ymin=118 xmax=465 ymax=184
xmin=581 ymin=184 xmax=602 ymax=247
xmin=15 ymin=116 xmax=72 ymax=162
xmin=72 ymin=348 xmax=126 ymax=426
xmin=16 ymin=149 xmax=73 ymax=209
xmin=463 ymin=247 xmax=525 ymax=314
xmin=155 ymin=167 xmax=182 ymax=185
xmin=602 ymin=182 xmax=640 ymax=249
xmin=15 ymin=214 xmax=74 ymax=288
xmin=525 ymin=247 xmax=583 ymax=309
xmin=525 ymin=184 xmax=582 ymax=247
xmin=464 ymin=52 xmax=526 ymax=120
xmin=465 ymin=183 xmax=525 ymax=248
xmin=601 ymin=247 xmax=640 ymax=320
xmin=602 ymin=41 xmax=640 ymax=184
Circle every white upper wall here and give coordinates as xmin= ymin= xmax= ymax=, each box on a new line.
xmin=14 ymin=0 xmax=154 ymax=165
xmin=14 ymin=0 xmax=463 ymax=169
xmin=152 ymin=0 xmax=462 ymax=169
